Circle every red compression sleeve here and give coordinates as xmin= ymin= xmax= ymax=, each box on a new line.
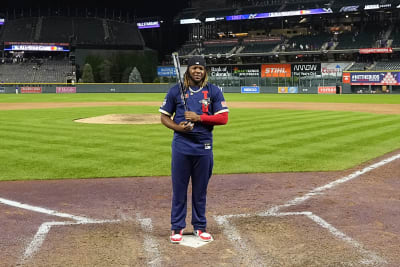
xmin=200 ymin=112 xmax=228 ymax=125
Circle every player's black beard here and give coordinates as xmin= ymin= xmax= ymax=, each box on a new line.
xmin=189 ymin=77 xmax=203 ymax=87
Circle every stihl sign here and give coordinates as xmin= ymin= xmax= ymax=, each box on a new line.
xmin=261 ymin=64 xmax=291 ymax=77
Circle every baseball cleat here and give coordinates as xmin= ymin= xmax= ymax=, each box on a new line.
xmin=170 ymin=229 xmax=184 ymax=243
xmin=194 ymin=229 xmax=213 ymax=242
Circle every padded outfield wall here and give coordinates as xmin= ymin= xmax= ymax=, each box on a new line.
xmin=0 ymin=83 xmax=351 ymax=94
xmin=0 ymin=83 xmax=345 ymax=94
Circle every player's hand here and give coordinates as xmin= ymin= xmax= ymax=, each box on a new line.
xmin=178 ymin=121 xmax=194 ymax=132
xmin=184 ymin=111 xmax=201 ymax=122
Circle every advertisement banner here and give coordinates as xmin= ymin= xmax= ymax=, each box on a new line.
xmin=261 ymin=64 xmax=291 ymax=77
xmin=157 ymin=66 xmax=176 ymax=77
xmin=350 ymin=72 xmax=400 ymax=85
xmin=288 ymin=87 xmax=298 ymax=93
xmin=6 ymin=45 xmax=69 ymax=52
xmin=278 ymin=87 xmax=288 ymax=93
xmin=209 ymin=66 xmax=231 ymax=77
xmin=226 ymin=8 xmax=332 ymax=21
xmin=278 ymin=87 xmax=298 ymax=93
xmin=21 ymin=87 xmax=42 ymax=94
xmin=56 ymin=87 xmax=76 ymax=93
xmin=321 ymin=62 xmax=351 ymax=77
xmin=359 ymin=48 xmax=393 ymax=54
xmin=339 ymin=6 xmax=359 ymax=12
xmin=318 ymin=86 xmax=336 ymax=94
xmin=241 ymin=86 xmax=260 ymax=93
xmin=137 ymin=21 xmax=160 ymax=29
xmin=0 ymin=87 xmax=5 ymax=93
xmin=342 ymin=72 xmax=351 ymax=83
xmin=232 ymin=65 xmax=260 ymax=77
xmin=291 ymin=63 xmax=321 ymax=76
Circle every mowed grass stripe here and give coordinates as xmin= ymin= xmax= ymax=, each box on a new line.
xmin=218 ymin=109 xmax=399 ymax=146
xmin=1 ymin=93 xmax=400 ymax=104
xmin=226 ymin=109 xmax=367 ymax=131
xmin=269 ymin=115 xmax=399 ymax=149
xmin=219 ymin=109 xmax=373 ymax=146
xmin=0 ymin=106 xmax=400 ymax=180
xmin=213 ymin=109 xmax=400 ymax=173
xmin=0 ymin=106 xmax=171 ymax=180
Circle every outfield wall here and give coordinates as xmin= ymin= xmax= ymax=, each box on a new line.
xmin=0 ymin=83 xmax=353 ymax=94
xmin=0 ymin=84 xmax=169 ymax=94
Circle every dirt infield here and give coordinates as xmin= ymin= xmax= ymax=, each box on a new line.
xmin=0 ymin=154 xmax=399 ymax=266
xmin=0 ymin=101 xmax=399 ymax=266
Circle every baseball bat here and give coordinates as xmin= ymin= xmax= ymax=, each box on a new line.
xmin=172 ymin=52 xmax=188 ymax=111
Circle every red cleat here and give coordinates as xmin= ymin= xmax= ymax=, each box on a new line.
xmin=170 ymin=229 xmax=184 ymax=243
xmin=194 ymin=230 xmax=213 ymax=242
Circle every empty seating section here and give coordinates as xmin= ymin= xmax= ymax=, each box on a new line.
xmin=178 ymin=43 xmax=198 ymax=56
xmin=203 ymin=44 xmax=236 ymax=55
xmin=0 ymin=60 xmax=74 ymax=83
xmin=391 ymin=34 xmax=400 ymax=47
xmin=347 ymin=62 xmax=370 ymax=71
xmin=335 ymin=32 xmax=357 ymax=49
xmin=0 ymin=18 xmax=37 ymax=42
xmin=40 ymin=17 xmax=73 ymax=43
xmin=335 ymin=32 xmax=371 ymax=50
xmin=371 ymin=62 xmax=400 ymax=71
xmin=336 ymin=22 xmax=385 ymax=50
xmin=286 ymin=32 xmax=331 ymax=51
xmin=390 ymin=27 xmax=400 ymax=47
xmin=32 ymin=60 xmax=74 ymax=83
xmin=74 ymin=18 xmax=104 ymax=44
xmin=241 ymin=42 xmax=278 ymax=53
xmin=1 ymin=17 xmax=144 ymax=46
xmin=108 ymin=21 xmax=142 ymax=46
xmin=0 ymin=63 xmax=36 ymax=83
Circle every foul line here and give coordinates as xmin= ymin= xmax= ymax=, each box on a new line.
xmin=0 ymin=197 xmax=120 ymax=265
xmin=215 ymin=153 xmax=400 ymax=266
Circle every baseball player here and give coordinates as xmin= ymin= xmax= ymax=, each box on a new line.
xmin=159 ymin=55 xmax=229 ymax=243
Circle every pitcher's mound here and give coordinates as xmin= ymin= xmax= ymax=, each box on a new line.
xmin=75 ymin=114 xmax=160 ymax=124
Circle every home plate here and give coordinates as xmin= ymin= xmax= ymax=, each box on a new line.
xmin=180 ymin=234 xmax=213 ymax=248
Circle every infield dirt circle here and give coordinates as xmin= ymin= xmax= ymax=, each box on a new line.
xmin=0 ymin=101 xmax=399 ymax=266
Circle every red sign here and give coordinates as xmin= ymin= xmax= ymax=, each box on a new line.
xmin=359 ymin=48 xmax=392 ymax=54
xmin=318 ymin=86 xmax=337 ymax=94
xmin=21 ymin=87 xmax=42 ymax=94
xmin=261 ymin=64 xmax=291 ymax=78
xmin=56 ymin=87 xmax=76 ymax=93
xmin=342 ymin=72 xmax=351 ymax=84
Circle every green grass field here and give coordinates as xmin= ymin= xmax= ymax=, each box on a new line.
xmin=0 ymin=93 xmax=400 ymax=181
xmin=1 ymin=93 xmax=400 ymax=104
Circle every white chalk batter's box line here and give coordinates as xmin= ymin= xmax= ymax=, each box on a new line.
xmin=214 ymin=153 xmax=400 ymax=266
xmin=0 ymin=198 xmax=164 ymax=266
xmin=0 ymin=196 xmax=124 ymax=265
